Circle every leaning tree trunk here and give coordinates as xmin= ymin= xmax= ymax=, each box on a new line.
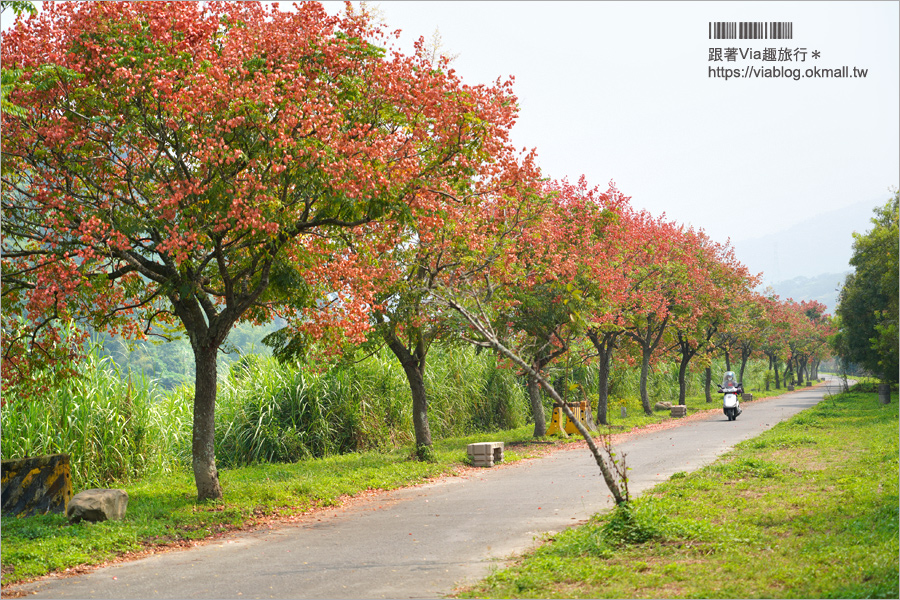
xmin=387 ymin=339 xmax=432 ymax=458
xmin=526 ymin=375 xmax=547 ymax=437
xmin=192 ymin=343 xmax=224 ymax=501
xmin=443 ymin=296 xmax=629 ymax=505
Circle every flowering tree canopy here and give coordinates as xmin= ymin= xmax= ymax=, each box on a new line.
xmin=1 ymin=1 xmax=528 ymax=499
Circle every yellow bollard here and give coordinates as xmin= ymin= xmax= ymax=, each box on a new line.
xmin=546 ymin=405 xmax=566 ymax=436
xmin=564 ymin=402 xmax=583 ymax=434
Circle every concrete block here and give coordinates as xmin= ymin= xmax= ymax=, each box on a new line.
xmin=742 ymin=393 xmax=753 ymax=402
xmin=467 ymin=442 xmax=504 ymax=467
xmin=670 ymin=405 xmax=687 ymax=418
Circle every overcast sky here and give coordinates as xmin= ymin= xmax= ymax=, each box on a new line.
xmin=4 ymin=1 xmax=898 ymax=253
xmin=318 ymin=1 xmax=899 ymax=249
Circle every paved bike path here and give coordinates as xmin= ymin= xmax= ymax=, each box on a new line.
xmin=11 ymin=379 xmax=843 ymax=599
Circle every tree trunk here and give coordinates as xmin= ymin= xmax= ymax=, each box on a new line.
xmin=677 ymin=353 xmax=690 ymax=405
xmin=387 ymin=339 xmax=432 ymax=457
xmin=773 ymin=357 xmax=781 ymax=389
xmin=705 ymin=366 xmax=713 ymax=403
xmin=192 ymin=344 xmax=223 ymax=502
xmin=626 ymin=315 xmax=667 ymax=417
xmin=724 ymin=350 xmax=732 ymax=372
xmin=640 ymin=348 xmax=652 ymax=415
xmin=878 ymin=382 xmax=891 ymax=404
xmin=526 ymin=375 xmax=547 ymax=437
xmin=738 ymin=348 xmax=750 ymax=383
xmin=596 ymin=345 xmax=611 ymax=425
xmin=588 ymin=331 xmax=617 ymax=426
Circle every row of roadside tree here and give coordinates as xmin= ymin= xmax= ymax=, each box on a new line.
xmin=0 ymin=2 xmax=849 ymax=501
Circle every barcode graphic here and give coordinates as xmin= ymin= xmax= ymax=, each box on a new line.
xmin=709 ymin=22 xmax=793 ymax=40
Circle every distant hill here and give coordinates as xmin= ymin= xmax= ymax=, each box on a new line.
xmin=731 ymin=198 xmax=882 ymax=285
xmin=767 ymin=272 xmax=850 ymax=315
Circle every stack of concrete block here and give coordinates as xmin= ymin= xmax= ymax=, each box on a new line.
xmin=742 ymin=393 xmax=753 ymax=402
xmin=467 ymin=442 xmax=504 ymax=467
xmin=670 ymin=405 xmax=687 ymax=418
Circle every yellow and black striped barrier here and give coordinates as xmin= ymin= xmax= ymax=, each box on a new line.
xmin=1 ymin=454 xmax=74 ymax=517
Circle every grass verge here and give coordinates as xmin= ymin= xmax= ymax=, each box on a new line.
xmin=457 ymin=388 xmax=899 ymax=599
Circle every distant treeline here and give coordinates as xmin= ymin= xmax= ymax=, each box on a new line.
xmin=90 ymin=321 xmax=283 ymax=389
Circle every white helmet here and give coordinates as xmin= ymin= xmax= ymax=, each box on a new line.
xmin=722 ymin=371 xmax=737 ymax=387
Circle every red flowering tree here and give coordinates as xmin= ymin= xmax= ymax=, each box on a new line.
xmin=508 ymin=180 xmax=631 ymax=435
xmin=436 ymin=178 xmax=631 ymax=502
xmin=665 ymin=231 xmax=755 ymax=405
xmin=438 ymin=177 xmax=631 ymax=436
xmin=782 ymin=299 xmax=832 ymax=385
xmin=616 ymin=216 xmax=693 ymax=416
xmin=1 ymin=1 xmax=527 ymax=499
xmin=759 ymin=294 xmax=800 ymax=389
xmin=728 ymin=293 xmax=768 ymax=383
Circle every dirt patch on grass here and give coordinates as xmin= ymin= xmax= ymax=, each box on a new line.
xmin=767 ymin=447 xmax=832 ymax=471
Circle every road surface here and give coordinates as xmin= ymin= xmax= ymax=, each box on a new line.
xmin=9 ymin=379 xmax=843 ymax=599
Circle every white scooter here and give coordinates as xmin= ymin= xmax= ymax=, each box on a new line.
xmin=718 ymin=371 xmax=743 ymax=421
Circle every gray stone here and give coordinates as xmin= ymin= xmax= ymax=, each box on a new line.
xmin=654 ymin=401 xmax=673 ymax=411
xmin=67 ymin=488 xmax=128 ymax=523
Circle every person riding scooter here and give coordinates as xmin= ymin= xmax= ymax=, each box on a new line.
xmin=718 ymin=371 xmax=743 ymax=421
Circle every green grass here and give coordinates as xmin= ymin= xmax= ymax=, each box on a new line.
xmin=457 ymin=387 xmax=899 ymax=599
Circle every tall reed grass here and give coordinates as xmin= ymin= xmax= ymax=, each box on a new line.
xmin=214 ymin=346 xmax=529 ymax=467
xmin=1 ymin=352 xmax=192 ymax=490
